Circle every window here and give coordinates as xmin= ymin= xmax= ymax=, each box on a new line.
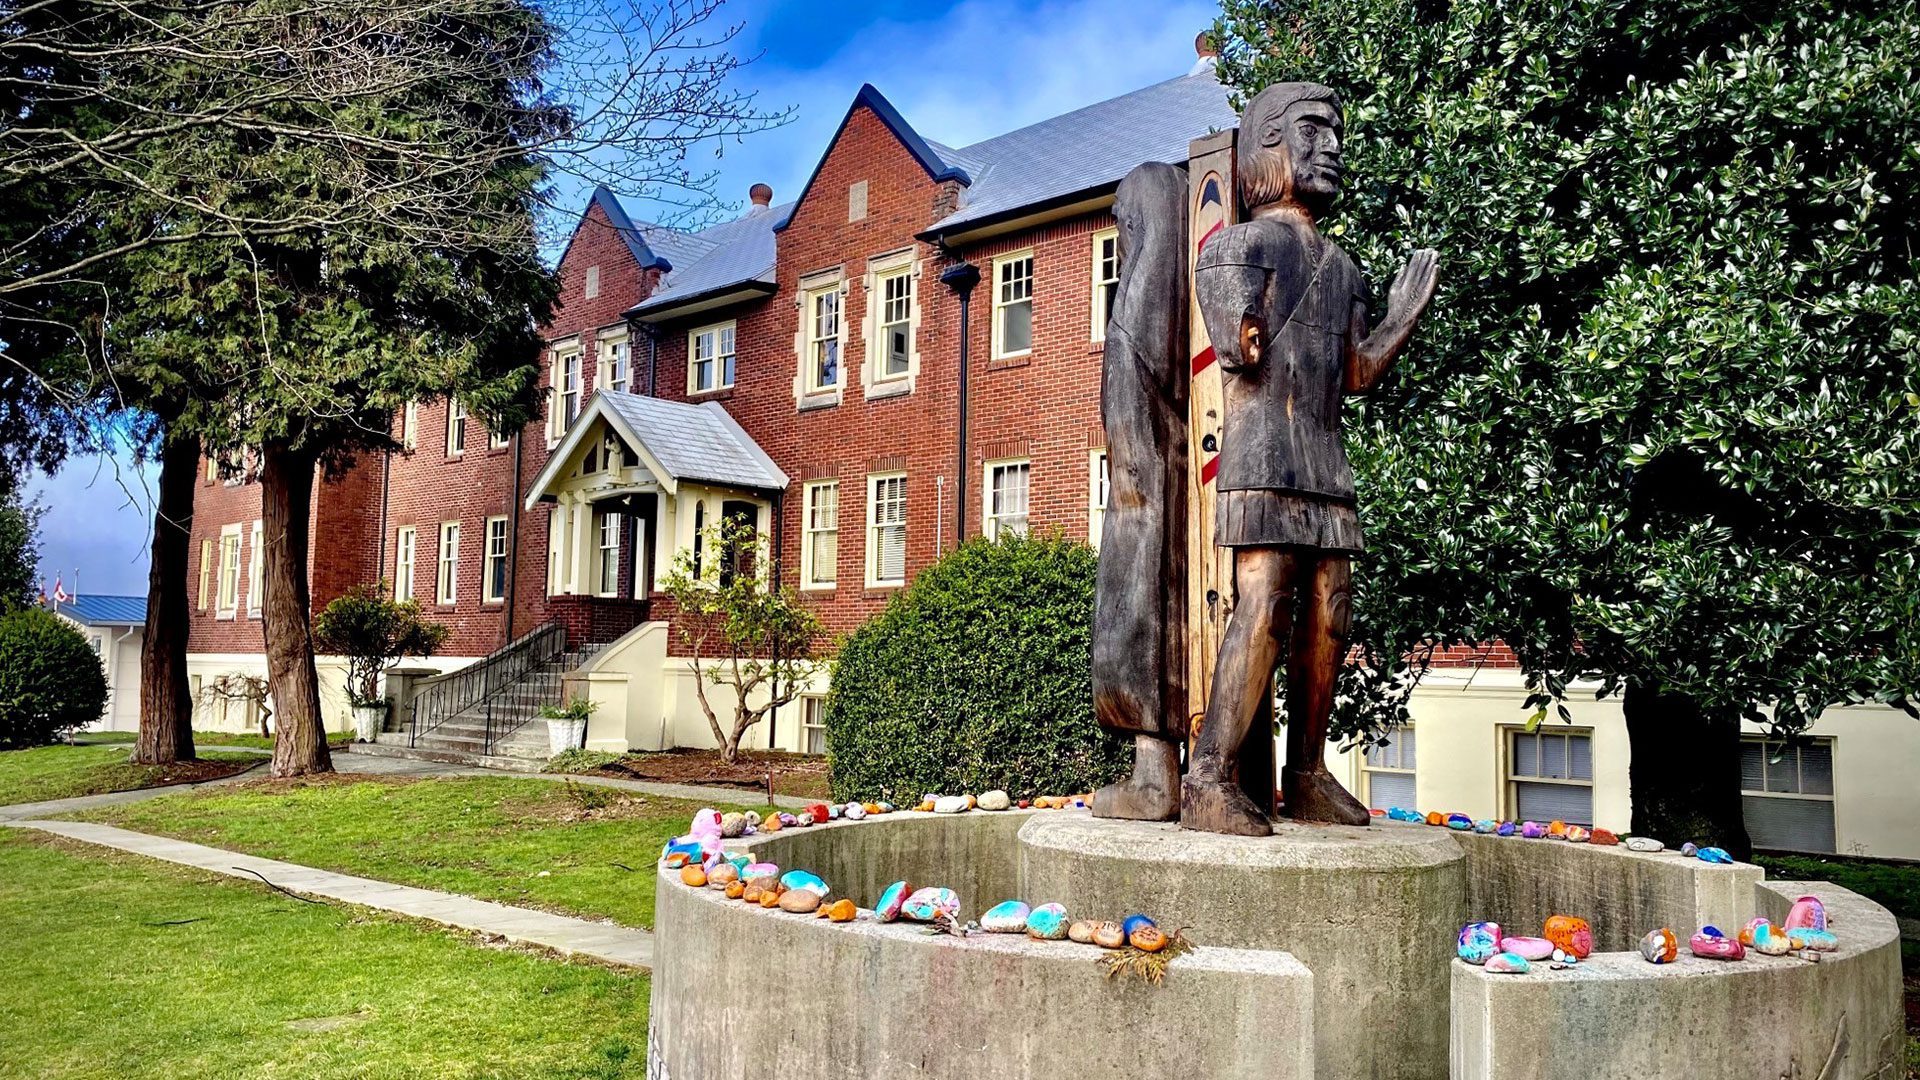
xmin=877 ymin=269 xmax=913 ymax=380
xmin=89 ymin=634 xmax=102 ymax=655
xmin=596 ymin=511 xmax=620 ymax=597
xmin=394 ymin=526 xmax=417 ymax=601
xmin=205 ymin=455 xmax=217 ymax=482
xmin=247 ymin=521 xmax=263 ymax=616
xmin=1088 ymin=450 xmax=1110 ymax=549
xmin=1362 ymin=726 xmax=1417 ymax=811
xmin=197 ymin=538 xmax=213 ymax=610
xmin=1741 ymin=737 xmax=1836 ymax=853
xmin=688 ymin=321 xmax=736 ymax=393
xmin=584 ymin=264 xmax=600 ymax=299
xmin=802 ymin=480 xmax=839 ymax=589
xmin=1507 ymin=728 xmax=1594 ymax=825
xmin=489 ymin=423 xmax=510 ymax=450
xmin=993 ymin=252 xmax=1034 ymax=358
xmin=803 ymin=696 xmax=828 ymax=755
xmin=546 ymin=510 xmax=564 ymax=596
xmin=806 ymin=285 xmax=841 ymax=392
xmin=447 ymin=399 xmax=467 ymax=456
xmin=984 ymin=459 xmax=1030 ymax=539
xmin=436 ymin=521 xmax=460 ymax=605
xmin=718 ymin=501 xmax=758 ymax=588
xmin=1092 ymin=228 xmax=1119 ymax=341
xmin=560 ymin=352 xmax=582 ymax=428
xmin=217 ymin=527 xmax=241 ymax=613
xmin=866 ymin=473 xmax=907 ymax=587
xmin=484 ymin=517 xmax=509 ymax=603
xmin=602 ymin=335 xmax=630 ymax=393
xmin=401 ymin=402 xmax=418 ymax=450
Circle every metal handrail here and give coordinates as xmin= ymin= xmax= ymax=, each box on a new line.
xmin=481 ymin=648 xmax=593 ymax=754
xmin=409 ymin=622 xmax=566 ymax=748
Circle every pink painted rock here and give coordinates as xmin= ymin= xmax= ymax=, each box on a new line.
xmin=1502 ymin=936 xmax=1555 ymax=961
xmin=1457 ymin=921 xmax=1503 ymax=965
xmin=1689 ymin=926 xmax=1746 ymax=961
xmin=874 ymin=881 xmax=912 ymax=923
xmin=1564 ymin=825 xmax=1591 ymax=843
xmin=1484 ymin=952 xmax=1530 ymax=974
xmin=1784 ymin=895 xmax=1827 ymax=932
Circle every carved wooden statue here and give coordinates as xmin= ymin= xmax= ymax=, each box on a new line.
xmin=1183 ymin=83 xmax=1439 ymax=835
xmin=1091 ymin=162 xmax=1190 ymax=822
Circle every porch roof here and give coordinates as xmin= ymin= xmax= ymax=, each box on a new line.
xmin=523 ymin=391 xmax=787 ymax=508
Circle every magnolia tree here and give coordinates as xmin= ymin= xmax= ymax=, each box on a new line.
xmin=662 ymin=516 xmax=825 ymax=764
xmin=313 ymin=584 xmax=450 ymax=709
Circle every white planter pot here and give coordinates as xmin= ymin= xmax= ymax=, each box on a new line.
xmin=351 ymin=703 xmax=386 ymax=743
xmin=548 ymin=717 xmax=587 ymax=756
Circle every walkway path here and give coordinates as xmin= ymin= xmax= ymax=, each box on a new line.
xmin=5 ymin=818 xmax=655 ymax=968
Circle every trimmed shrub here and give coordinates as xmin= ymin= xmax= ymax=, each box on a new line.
xmin=824 ymin=532 xmax=1132 ymax=801
xmin=0 ymin=607 xmax=108 ymax=747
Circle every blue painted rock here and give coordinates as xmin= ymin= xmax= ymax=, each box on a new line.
xmin=874 ymin=880 xmax=912 ymax=922
xmin=1640 ymin=927 xmax=1679 ymax=964
xmin=1502 ymin=936 xmax=1555 ymax=961
xmin=1521 ymin=821 xmax=1548 ymax=839
xmin=900 ymin=887 xmax=960 ymax=922
xmin=1121 ymin=914 xmax=1157 ymax=939
xmin=825 ymin=804 xmax=842 ymax=820
xmin=1741 ymin=918 xmax=1792 ymax=956
xmin=1785 ymin=895 xmax=1827 ymax=932
xmin=1787 ymin=927 xmax=1838 ymax=952
xmin=843 ymin=803 xmax=868 ymax=820
xmin=1027 ymin=903 xmax=1068 ymax=940
xmin=1484 ymin=952 xmax=1530 ymax=974
xmin=1564 ymin=825 xmax=1591 ymax=843
xmin=1695 ymin=846 xmax=1733 ymax=864
xmin=1473 ymin=819 xmax=1498 ymax=834
xmin=977 ymin=790 xmax=1012 ymax=811
xmin=981 ymin=900 xmax=1032 ymax=933
xmin=661 ymin=839 xmax=702 ymax=867
xmin=1689 ymin=926 xmax=1745 ymax=960
xmin=1457 ymin=921 xmax=1503 ymax=965
xmin=1624 ymin=836 xmax=1664 ymax=853
xmin=779 ymin=870 xmax=828 ymax=897
xmin=1496 ymin=821 xmax=1518 ymax=837
xmin=1680 ymin=842 xmax=1699 ymax=857
xmin=1387 ymin=807 xmax=1424 ymax=823
xmin=1445 ymin=813 xmax=1473 ymax=831
xmin=932 ymin=795 xmax=970 ymax=815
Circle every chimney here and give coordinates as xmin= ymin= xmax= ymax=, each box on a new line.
xmin=1191 ymin=31 xmax=1218 ymax=75
xmin=749 ymin=183 xmax=773 ymax=210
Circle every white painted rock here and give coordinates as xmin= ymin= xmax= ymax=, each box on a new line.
xmin=933 ymin=795 xmax=970 ymax=814
xmin=1624 ymin=836 xmax=1665 ymax=853
xmin=978 ymin=789 xmax=1012 ymax=811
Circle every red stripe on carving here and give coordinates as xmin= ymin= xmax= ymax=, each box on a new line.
xmin=1200 ymin=455 xmax=1220 ymax=485
xmin=1196 ymin=220 xmax=1224 ymax=253
xmin=1191 ymin=344 xmax=1216 ymax=376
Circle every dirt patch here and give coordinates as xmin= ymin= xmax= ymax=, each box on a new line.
xmin=133 ymin=758 xmax=260 ymax=789
xmin=501 ymin=782 xmax=668 ymax=824
xmin=589 ymin=749 xmax=830 ymax=800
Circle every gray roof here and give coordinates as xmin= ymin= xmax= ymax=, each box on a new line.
xmin=526 ymin=390 xmax=787 ymax=506
xmin=628 ymin=204 xmax=792 ymax=316
xmin=54 ymin=595 xmax=146 ymax=626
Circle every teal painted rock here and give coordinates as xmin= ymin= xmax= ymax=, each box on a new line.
xmin=875 ymin=880 xmax=912 ymax=922
xmin=1458 ymin=921 xmax=1502 ymax=965
xmin=1027 ymin=903 xmax=1068 ymax=940
xmin=901 ymin=887 xmax=960 ymax=922
xmin=1484 ymin=952 xmax=1530 ymax=974
xmin=779 ymin=870 xmax=828 ymax=897
xmin=1386 ymin=807 xmax=1423 ymax=823
xmin=1743 ymin=918 xmax=1793 ymax=956
xmin=1473 ymin=819 xmax=1498 ymax=834
xmin=1695 ymin=846 xmax=1733 ymax=864
xmin=1788 ymin=927 xmax=1838 ymax=952
xmin=981 ymin=900 xmax=1031 ymax=933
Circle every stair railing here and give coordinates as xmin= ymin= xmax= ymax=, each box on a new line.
xmin=409 ymin=622 xmax=566 ymax=748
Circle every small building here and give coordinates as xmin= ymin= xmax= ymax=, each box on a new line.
xmin=52 ymin=595 xmax=145 ymax=732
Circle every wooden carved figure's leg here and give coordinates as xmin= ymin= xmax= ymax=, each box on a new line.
xmin=1184 ymin=547 xmax=1295 ymax=836
xmin=1281 ymin=555 xmax=1370 ymax=826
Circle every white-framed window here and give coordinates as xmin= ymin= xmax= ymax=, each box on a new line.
xmin=596 ymin=511 xmax=620 ymax=597
xmin=401 ymin=401 xmax=418 ymax=450
xmin=584 ymin=264 xmax=600 ymax=300
xmin=546 ymin=509 xmax=564 ymax=596
xmin=1362 ymin=725 xmax=1417 ymax=811
xmin=394 ymin=526 xmax=417 ymax=601
xmin=801 ymin=480 xmax=839 ymax=589
xmin=483 ymin=516 xmax=509 ymax=604
xmin=866 ymin=472 xmax=907 ymax=587
xmin=197 ymin=538 xmax=213 ymax=610
xmin=1088 ymin=449 xmax=1109 ymax=549
xmin=1742 ymin=737 xmax=1837 ymax=853
xmin=216 ymin=526 xmax=241 ymax=614
xmin=993 ymin=251 xmax=1034 ymax=359
xmin=246 ymin=520 xmax=263 ymax=616
xmin=688 ymin=321 xmax=736 ymax=394
xmin=602 ymin=334 xmax=630 ymax=394
xmin=1092 ymin=227 xmax=1119 ymax=341
xmin=446 ymin=399 xmax=467 ymax=456
xmin=806 ymin=285 xmax=841 ymax=392
xmin=489 ymin=424 xmax=510 ymax=450
xmin=1507 ymin=728 xmax=1594 ymax=825
xmin=803 ymin=695 xmax=829 ymax=755
xmin=876 ymin=268 xmax=913 ymax=381
xmin=560 ymin=351 xmax=582 ymax=429
xmin=436 ymin=521 xmax=460 ymax=605
xmin=984 ymin=459 xmax=1031 ymax=539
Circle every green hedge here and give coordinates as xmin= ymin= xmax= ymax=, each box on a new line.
xmin=824 ymin=533 xmax=1132 ymax=801
xmin=0 ymin=607 xmax=108 ymax=748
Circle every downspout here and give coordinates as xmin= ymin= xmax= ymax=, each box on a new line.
xmin=505 ymin=430 xmax=524 ymax=644
xmin=644 ymin=322 xmax=660 ymax=397
xmin=939 ymin=261 xmax=980 ymax=545
xmin=376 ymin=449 xmax=391 ymax=584
xmin=767 ymin=488 xmax=785 ymax=750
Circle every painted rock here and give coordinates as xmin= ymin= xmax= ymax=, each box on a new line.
xmin=1445 ymin=813 xmax=1473 ymax=831
xmin=742 ymin=882 xmax=765 ymax=904
xmin=1473 ymin=819 xmax=1498 ymax=834
xmin=758 ymin=887 xmax=783 ymax=909
xmin=1484 ymin=952 xmax=1530 ymax=974
xmin=826 ymin=804 xmax=842 ymax=820
xmin=662 ymin=839 xmax=701 ymax=867
xmin=914 ymin=799 xmax=936 ymax=813
xmin=779 ymin=870 xmax=828 ymax=897
xmin=1067 ymin=919 xmax=1098 ymax=944
xmin=861 ymin=802 xmax=883 ymax=815
xmin=981 ymin=900 xmax=1032 ymax=933
xmin=724 ymin=880 xmax=745 ymax=900
xmin=1130 ymin=925 xmax=1169 ymax=952
xmin=1625 ymin=836 xmax=1665 ymax=853
xmin=1589 ymin=827 xmax=1621 ymax=846
xmin=843 ymin=803 xmax=868 ymax=821
xmin=966 ymin=795 xmax=979 ymax=810
xmin=877 ymin=801 xmax=896 ymax=813
xmin=825 ymin=898 xmax=857 ymax=923
xmin=707 ymin=862 xmax=740 ymax=888
xmin=1742 ymin=918 xmax=1792 ymax=956
xmin=1017 ymin=799 xmax=1032 ymax=810
xmin=1092 ymin=922 xmax=1127 ymax=949
xmin=1425 ymin=811 xmax=1446 ymax=826
xmin=1496 ymin=821 xmax=1518 ymax=837
xmin=1027 ymin=903 xmax=1069 ymax=940
xmin=900 ymin=887 xmax=960 ymax=923
xmin=874 ymin=881 xmax=912 ymax=922
xmin=1071 ymin=796 xmax=1088 ymax=809
xmin=1546 ymin=820 xmax=1568 ymax=840
xmin=1544 ymin=915 xmax=1592 ymax=959
xmin=1369 ymin=808 xmax=1386 ymax=818
xmin=1695 ymin=846 xmax=1733 ymax=864
xmin=1784 ymin=895 xmax=1827 ymax=932
xmin=1788 ymin=927 xmax=1838 ymax=952
xmin=1564 ymin=825 xmax=1591 ymax=843
xmin=1121 ymin=914 xmax=1157 ymax=939
xmin=778 ymin=812 xmax=799 ymax=827
xmin=742 ymin=863 xmax=780 ymax=886
xmin=805 ymin=803 xmax=829 ymax=824
xmin=1521 ymin=821 xmax=1548 ymax=839
xmin=1387 ymin=807 xmax=1423 ymax=823
xmin=1457 ymin=921 xmax=1503 ymax=965
xmin=743 ymin=811 xmax=762 ymax=827
xmin=932 ymin=795 xmax=970 ymax=815
xmin=779 ymin=889 xmax=822 ymax=914
xmin=1689 ymin=926 xmax=1745 ymax=960
xmin=720 ymin=812 xmax=749 ymax=838
xmin=978 ymin=790 xmax=1012 ymax=811
xmin=1680 ymin=842 xmax=1699 ymax=857
xmin=789 ymin=814 xmax=812 ymax=828
xmin=759 ymin=814 xmax=783 ymax=833
xmin=1502 ymin=936 xmax=1555 ymax=961
xmin=679 ymin=864 xmax=708 ymax=888
xmin=1640 ymin=927 xmax=1679 ymax=964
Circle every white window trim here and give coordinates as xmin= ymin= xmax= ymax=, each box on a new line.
xmin=991 ymin=249 xmax=1035 ymax=360
xmin=197 ymin=538 xmax=213 ymax=611
xmin=1503 ymin=725 xmax=1596 ymax=824
xmin=1087 ymin=449 xmax=1109 ymax=550
xmin=394 ymin=526 xmax=417 ymax=602
xmin=863 ymin=250 xmax=921 ymax=398
xmin=546 ymin=339 xmax=581 ymax=448
xmin=401 ymin=401 xmax=418 ymax=450
xmin=982 ymin=457 xmax=1032 ymax=540
xmin=794 ymin=272 xmax=846 ymax=405
xmin=1091 ymin=227 xmax=1119 ymax=342
xmin=802 ymin=694 xmax=829 ymax=755
xmin=595 ymin=510 xmax=621 ymax=598
xmin=246 ymin=520 xmax=263 ymax=617
xmin=598 ymin=327 xmax=631 ymax=394
xmin=446 ymin=399 xmax=467 ymax=458
xmin=687 ymin=319 xmax=737 ymax=395
xmin=436 ymin=521 xmax=460 ymax=606
xmin=1741 ymin=736 xmax=1837 ymax=805
xmin=482 ymin=516 xmax=509 ymax=604
xmin=215 ymin=524 xmax=242 ymax=618
xmin=800 ymin=479 xmax=839 ymax=591
xmin=865 ymin=471 xmax=907 ymax=589
xmin=1361 ymin=724 xmax=1415 ymax=808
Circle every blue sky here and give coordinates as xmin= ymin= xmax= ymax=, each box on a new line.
xmin=31 ymin=0 xmax=1220 ymax=597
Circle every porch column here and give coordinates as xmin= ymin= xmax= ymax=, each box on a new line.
xmin=568 ymin=494 xmax=595 ymax=595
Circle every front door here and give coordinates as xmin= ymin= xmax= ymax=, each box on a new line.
xmin=629 ymin=492 xmax=658 ymax=600
xmin=719 ymin=499 xmax=759 ymax=588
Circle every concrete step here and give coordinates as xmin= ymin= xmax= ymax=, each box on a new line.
xmin=389 ymin=728 xmax=550 ymax=760
xmin=352 ymin=739 xmax=549 ymax=773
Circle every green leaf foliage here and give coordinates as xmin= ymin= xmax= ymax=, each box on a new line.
xmin=0 ymin=607 xmax=108 ymax=747
xmin=1214 ymin=0 xmax=1920 ymax=744
xmin=311 ymin=584 xmax=450 ymax=706
xmin=824 ymin=533 xmax=1132 ymax=802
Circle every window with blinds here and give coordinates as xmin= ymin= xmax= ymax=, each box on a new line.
xmin=1741 ymin=737 xmax=1836 ymax=853
xmin=1508 ymin=729 xmax=1594 ymax=824
xmin=803 ymin=481 xmax=838 ymax=588
xmin=1363 ymin=726 xmax=1416 ymax=811
xmin=803 ymin=696 xmax=828 ymax=756
xmin=867 ymin=474 xmax=906 ymax=586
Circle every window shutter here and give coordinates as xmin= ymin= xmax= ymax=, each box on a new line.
xmin=1514 ymin=782 xmax=1592 ymax=825
xmin=1743 ymin=795 xmax=1836 ymax=853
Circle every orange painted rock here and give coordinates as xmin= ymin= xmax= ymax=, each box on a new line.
xmin=679 ymin=865 xmax=708 ymax=888
xmin=1129 ymin=925 xmax=1169 ymax=952
xmin=915 ymin=799 xmax=936 ymax=813
xmin=779 ymin=889 xmax=822 ymax=914
xmin=742 ymin=883 xmax=765 ymax=904
xmin=759 ymin=887 xmax=783 ymax=908
xmin=1589 ymin=828 xmax=1621 ymax=846
xmin=863 ymin=802 xmax=883 ymax=815
xmin=1547 ymin=820 xmax=1568 ymax=839
xmin=1425 ymin=811 xmax=1445 ymax=826
xmin=760 ymin=815 xmax=784 ymax=833
xmin=725 ymin=880 xmax=745 ymax=900
xmin=1544 ymin=915 xmax=1593 ymax=959
xmin=825 ymin=898 xmax=857 ymax=923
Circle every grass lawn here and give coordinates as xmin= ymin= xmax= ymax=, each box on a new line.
xmin=75 ymin=730 xmax=347 ymax=751
xmin=0 ymin=744 xmax=261 ymax=807
xmin=75 ymin=775 xmax=767 ymax=929
xmin=0 ymin=831 xmax=647 ymax=1079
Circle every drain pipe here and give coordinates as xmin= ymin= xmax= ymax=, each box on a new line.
xmin=505 ymin=430 xmax=524 ymax=643
xmin=939 ymin=261 xmax=980 ymax=545
xmin=643 ymin=322 xmax=660 ymax=397
xmin=767 ymin=488 xmax=785 ymax=751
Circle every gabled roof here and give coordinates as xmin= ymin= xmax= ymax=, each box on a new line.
xmin=553 ymin=186 xmax=672 ymax=278
xmin=626 ymin=203 xmax=792 ymax=319
xmin=772 ymin=84 xmax=972 ymax=238
xmin=524 ymin=390 xmax=787 ymax=508
xmin=54 ymin=595 xmax=146 ymax=626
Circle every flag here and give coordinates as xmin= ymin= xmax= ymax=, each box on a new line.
xmin=51 ymin=576 xmax=67 ymax=604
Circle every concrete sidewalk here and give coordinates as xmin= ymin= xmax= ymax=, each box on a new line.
xmin=6 ymin=818 xmax=655 ymax=968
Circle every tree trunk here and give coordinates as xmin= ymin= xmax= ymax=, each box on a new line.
xmin=260 ymin=441 xmax=332 ymax=777
xmin=133 ymin=426 xmax=199 ymax=765
xmin=1624 ymin=677 xmax=1750 ymax=859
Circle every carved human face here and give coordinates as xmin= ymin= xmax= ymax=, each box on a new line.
xmin=1253 ymin=98 xmax=1344 ymax=209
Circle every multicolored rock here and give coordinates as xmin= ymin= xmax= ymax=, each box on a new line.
xmin=900 ymin=887 xmax=960 ymax=922
xmin=779 ymin=870 xmax=828 ymax=897
xmin=1589 ymin=827 xmax=1621 ymax=846
xmin=1387 ymin=807 xmax=1424 ymax=823
xmin=1496 ymin=821 xmax=1518 ymax=837
xmin=1121 ymin=914 xmax=1157 ymax=938
xmin=1027 ymin=903 xmax=1069 ymax=940
xmin=978 ymin=790 xmax=1012 ymax=811
xmin=742 ymin=863 xmax=780 ymax=887
xmin=1785 ymin=895 xmax=1827 ymax=932
xmin=1445 ymin=813 xmax=1474 ymax=831
xmin=1695 ymin=846 xmax=1733 ymax=864
xmin=1787 ymin=927 xmax=1838 ymax=952
xmin=1624 ymin=835 xmax=1664 ymax=853
xmin=1521 ymin=821 xmax=1548 ymax=839
xmin=1484 ymin=952 xmax=1530 ymax=974
xmin=1689 ymin=926 xmax=1746 ymax=960
xmin=1458 ymin=921 xmax=1503 ymax=965
xmin=1741 ymin=918 xmax=1793 ymax=956
xmin=720 ymin=812 xmax=749 ymax=838
xmin=1473 ymin=819 xmax=1499 ymax=834
xmin=843 ymin=803 xmax=868 ymax=821
xmin=1544 ymin=915 xmax=1593 ymax=959
xmin=1546 ymin=820 xmax=1568 ymax=840
xmin=1564 ymin=825 xmax=1591 ymax=843
xmin=874 ymin=881 xmax=912 ymax=922
xmin=981 ymin=900 xmax=1032 ymax=933
xmin=1640 ymin=927 xmax=1679 ymax=964
xmin=1502 ymin=936 xmax=1555 ymax=961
